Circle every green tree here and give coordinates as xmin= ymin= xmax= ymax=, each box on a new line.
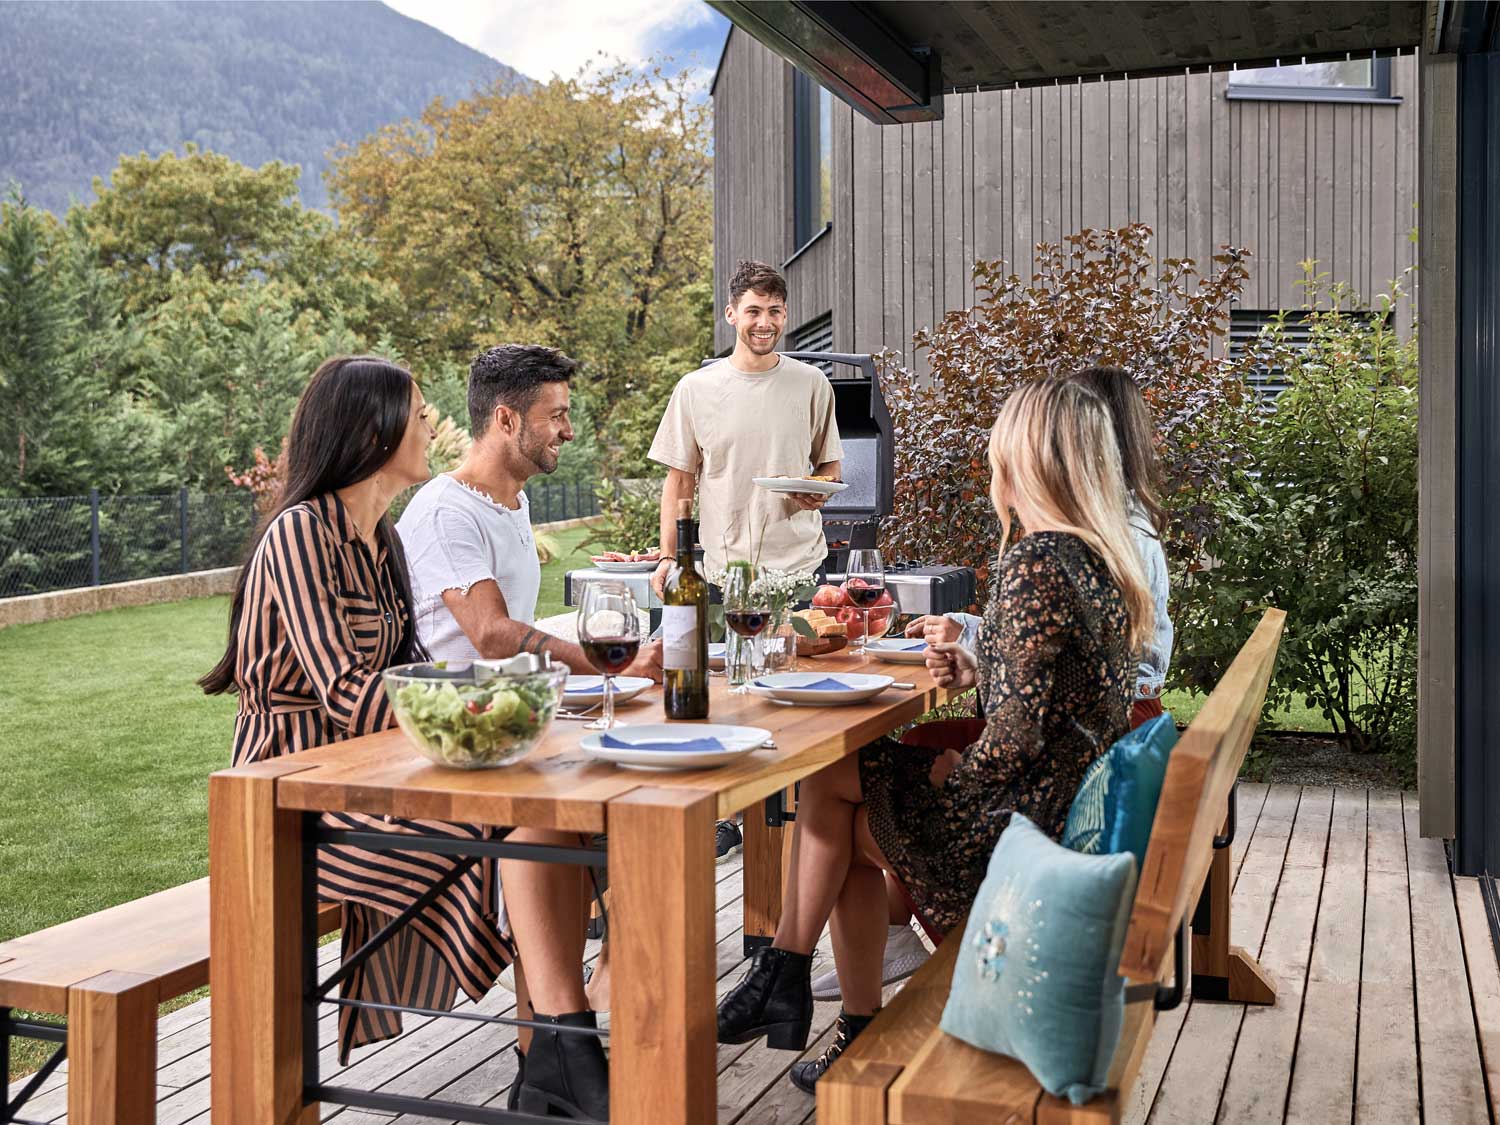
xmin=328 ymin=63 xmax=712 ymax=417
xmin=0 ymin=191 xmax=78 ymax=495
xmin=83 ymin=145 xmax=395 ymax=334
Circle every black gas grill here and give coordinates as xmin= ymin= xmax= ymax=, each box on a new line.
xmin=783 ymin=351 xmax=976 ymax=617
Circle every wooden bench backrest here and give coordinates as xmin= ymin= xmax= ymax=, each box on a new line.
xmin=1116 ymin=607 xmax=1286 ymax=983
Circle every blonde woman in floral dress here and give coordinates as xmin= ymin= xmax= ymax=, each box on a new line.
xmin=716 ymin=378 xmax=1154 ymax=1094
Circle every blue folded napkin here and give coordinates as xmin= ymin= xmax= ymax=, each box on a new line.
xmin=755 ymin=677 xmax=854 ymax=692
xmin=599 ymin=733 xmax=725 ymax=752
xmin=566 ymin=677 xmax=605 ymax=693
xmin=884 ymin=639 xmax=927 ymax=651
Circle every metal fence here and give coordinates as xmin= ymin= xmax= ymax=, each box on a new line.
xmin=0 ymin=481 xmax=603 ymax=600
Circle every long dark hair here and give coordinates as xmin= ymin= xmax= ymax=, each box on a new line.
xmin=200 ymin=355 xmax=426 ymax=695
xmin=1065 ymin=365 xmax=1169 ymax=538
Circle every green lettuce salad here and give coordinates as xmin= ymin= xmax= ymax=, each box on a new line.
xmin=391 ymin=675 xmax=559 ymax=768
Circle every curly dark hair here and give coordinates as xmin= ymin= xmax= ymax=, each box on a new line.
xmin=468 ymin=344 xmax=577 ymax=437
xmin=728 ymin=259 xmax=787 ymax=307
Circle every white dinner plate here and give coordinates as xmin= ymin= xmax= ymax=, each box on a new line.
xmin=752 ymin=477 xmax=849 ymax=497
xmin=562 ymin=675 xmax=654 ymax=707
xmin=865 ymin=638 xmax=931 ymax=665
xmin=592 ymin=559 xmax=661 ymax=574
xmin=748 ymin=671 xmax=894 ymax=706
xmin=580 ymin=723 xmax=772 ymax=770
xmin=708 ymin=642 xmax=726 ymax=670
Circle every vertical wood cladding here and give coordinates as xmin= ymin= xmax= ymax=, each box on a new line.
xmin=713 ymin=31 xmax=1419 ymax=363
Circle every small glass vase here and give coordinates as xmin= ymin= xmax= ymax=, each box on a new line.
xmin=756 ymin=606 xmax=798 ymax=675
xmin=725 ymin=629 xmax=757 ymax=692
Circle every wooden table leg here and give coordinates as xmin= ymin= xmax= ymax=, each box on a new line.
xmin=67 ymin=970 xmax=156 ymax=1123
xmin=742 ymin=789 xmax=791 ymax=957
xmin=1190 ymin=822 xmax=1276 ymax=1006
xmin=209 ymin=766 xmax=319 ymax=1123
xmin=608 ymin=787 xmax=717 ymax=1125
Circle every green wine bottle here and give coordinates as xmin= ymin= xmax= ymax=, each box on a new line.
xmin=662 ymin=498 xmax=710 ymax=720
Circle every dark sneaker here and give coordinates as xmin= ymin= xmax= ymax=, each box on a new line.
xmin=715 ymin=818 xmax=743 ymax=862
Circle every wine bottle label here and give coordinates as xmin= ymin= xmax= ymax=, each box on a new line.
xmin=662 ymin=605 xmax=700 ymax=671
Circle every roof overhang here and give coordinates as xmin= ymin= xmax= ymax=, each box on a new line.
xmin=708 ymin=1 xmax=1436 ymax=125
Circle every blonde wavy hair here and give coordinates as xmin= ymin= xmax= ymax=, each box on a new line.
xmin=988 ymin=379 xmax=1154 ymax=652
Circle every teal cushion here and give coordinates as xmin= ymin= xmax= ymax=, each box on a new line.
xmin=940 ymin=815 xmax=1137 ymax=1105
xmin=1062 ymin=713 xmax=1178 ymax=870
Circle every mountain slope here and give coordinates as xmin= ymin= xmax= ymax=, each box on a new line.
xmin=0 ymin=1 xmax=525 ymax=213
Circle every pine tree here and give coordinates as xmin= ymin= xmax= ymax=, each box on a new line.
xmin=0 ymin=189 xmax=77 ymax=495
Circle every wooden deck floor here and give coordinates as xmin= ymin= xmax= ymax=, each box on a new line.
xmin=9 ymin=784 xmax=1500 ymax=1123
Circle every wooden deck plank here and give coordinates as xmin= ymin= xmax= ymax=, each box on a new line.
xmin=1285 ymin=788 xmax=1367 ymax=1124
xmin=1355 ymin=790 xmax=1419 ymax=1125
xmin=1141 ymin=783 xmax=1300 ymax=1124
xmin=1403 ymin=792 xmax=1489 ymax=1123
xmin=1454 ymin=875 xmax=1500 ymax=1122
xmin=1216 ymin=788 xmax=1332 ymax=1122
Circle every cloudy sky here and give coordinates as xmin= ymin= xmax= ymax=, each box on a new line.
xmin=383 ymin=0 xmax=731 ymax=87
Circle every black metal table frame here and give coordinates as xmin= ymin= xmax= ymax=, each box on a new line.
xmin=1 ymin=1011 xmax=66 ymax=1125
xmin=301 ymin=816 xmax=610 ymax=1125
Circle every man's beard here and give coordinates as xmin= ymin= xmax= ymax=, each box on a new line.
xmin=519 ymin=423 xmax=559 ymax=475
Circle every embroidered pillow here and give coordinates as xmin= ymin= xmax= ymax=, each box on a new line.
xmin=940 ymin=814 xmax=1138 ymax=1104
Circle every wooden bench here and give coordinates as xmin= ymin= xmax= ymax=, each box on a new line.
xmin=1 ymin=877 xmax=340 ymax=1123
xmin=819 ymin=607 xmax=1287 ymax=1124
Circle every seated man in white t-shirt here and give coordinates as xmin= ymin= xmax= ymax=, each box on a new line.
xmin=396 ymin=344 xmax=658 ymax=1117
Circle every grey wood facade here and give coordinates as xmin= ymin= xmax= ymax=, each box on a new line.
xmin=711 ymin=28 xmax=1421 ymax=363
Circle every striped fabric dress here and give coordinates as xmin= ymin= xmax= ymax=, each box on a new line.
xmin=231 ymin=492 xmax=511 ymax=1062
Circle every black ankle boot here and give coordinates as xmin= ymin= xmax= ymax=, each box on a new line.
xmin=788 ymin=1008 xmax=879 ymax=1094
xmin=717 ymin=946 xmax=814 ymax=1050
xmin=516 ymin=1010 xmax=609 ymax=1121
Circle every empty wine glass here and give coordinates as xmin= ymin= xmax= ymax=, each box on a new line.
xmin=576 ymin=581 xmax=641 ymax=730
xmin=722 ymin=566 xmax=770 ymax=694
xmin=845 ymin=548 xmax=887 ymax=657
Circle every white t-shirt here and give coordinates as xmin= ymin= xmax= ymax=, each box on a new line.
xmin=647 ymin=355 xmax=843 ymax=577
xmin=395 ymin=474 xmax=541 ymax=663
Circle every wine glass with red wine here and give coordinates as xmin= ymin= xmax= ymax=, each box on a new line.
xmin=576 ymin=580 xmax=641 ymax=730
xmin=722 ymin=566 xmax=770 ymax=694
xmin=845 ymin=548 xmax=887 ymax=657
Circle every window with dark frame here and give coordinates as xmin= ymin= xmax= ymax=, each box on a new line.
xmin=1230 ymin=308 xmax=1388 ymax=402
xmin=792 ymin=69 xmax=832 ymax=252
xmin=1227 ymin=57 xmax=1397 ymax=103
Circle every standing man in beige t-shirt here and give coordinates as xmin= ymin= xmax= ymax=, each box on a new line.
xmin=649 ymin=259 xmax=843 ymax=596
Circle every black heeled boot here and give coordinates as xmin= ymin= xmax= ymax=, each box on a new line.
xmin=788 ymin=1008 xmax=879 ymax=1094
xmin=516 ymin=1010 xmax=610 ymax=1121
xmin=717 ymin=946 xmax=814 ymax=1050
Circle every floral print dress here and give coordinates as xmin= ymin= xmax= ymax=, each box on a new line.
xmin=860 ymin=531 xmax=1133 ymax=931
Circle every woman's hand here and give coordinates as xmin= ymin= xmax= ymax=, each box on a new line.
xmin=906 ymin=615 xmax=962 ymax=645
xmin=926 ymin=640 xmax=978 ymax=691
xmin=928 ymin=747 xmax=962 ymax=787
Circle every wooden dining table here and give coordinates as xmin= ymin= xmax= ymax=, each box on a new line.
xmin=207 ymin=651 xmax=955 ymax=1124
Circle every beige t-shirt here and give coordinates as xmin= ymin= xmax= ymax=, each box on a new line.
xmin=648 ymin=355 xmax=843 ymax=577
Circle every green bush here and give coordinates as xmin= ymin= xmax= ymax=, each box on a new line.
xmin=1175 ymin=268 xmax=1418 ymax=764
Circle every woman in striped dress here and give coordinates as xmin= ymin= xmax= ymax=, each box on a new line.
xmin=199 ymin=358 xmax=518 ymax=1070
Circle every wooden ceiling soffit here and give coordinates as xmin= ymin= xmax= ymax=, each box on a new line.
xmin=706 ymin=1 xmax=943 ymax=124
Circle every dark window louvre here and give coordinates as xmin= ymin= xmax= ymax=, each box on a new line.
xmin=1230 ymin=310 xmax=1310 ymax=398
xmin=790 ymin=314 xmax=834 ymax=373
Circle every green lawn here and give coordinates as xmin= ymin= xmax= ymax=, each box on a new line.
xmin=0 ymin=522 xmax=598 ymax=1079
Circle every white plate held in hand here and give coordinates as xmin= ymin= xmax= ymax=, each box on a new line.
xmin=592 ymin=560 xmax=661 ymax=574
xmin=748 ymin=671 xmax=893 ymax=706
xmin=753 ymin=477 xmax=849 ymax=496
xmin=581 ymin=723 xmax=772 ymax=770
xmin=865 ymin=638 xmax=931 ymax=665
